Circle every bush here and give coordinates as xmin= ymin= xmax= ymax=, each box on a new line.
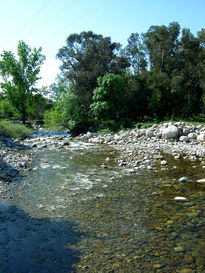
xmin=0 ymin=120 xmax=33 ymax=139
xmin=44 ymin=108 xmax=62 ymax=131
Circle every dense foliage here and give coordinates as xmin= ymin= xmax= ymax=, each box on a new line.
xmin=1 ymin=23 xmax=205 ymax=134
xmin=45 ymin=23 xmax=204 ymax=133
xmin=57 ymin=31 xmax=129 ymax=116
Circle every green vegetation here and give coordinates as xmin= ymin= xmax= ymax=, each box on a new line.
xmin=0 ymin=120 xmax=33 ymax=139
xmin=0 ymin=41 xmax=45 ymax=124
xmin=1 ymin=23 xmax=205 ymax=135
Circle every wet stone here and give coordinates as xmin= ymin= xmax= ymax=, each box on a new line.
xmin=183 ymin=255 xmax=196 ymax=264
xmin=161 ymin=160 xmax=168 ymax=165
xmin=180 ymin=269 xmax=194 ymax=273
xmin=153 ymin=264 xmax=163 ymax=269
xmin=174 ymin=246 xmax=184 ymax=252
xmin=196 ymin=178 xmax=205 ymax=183
xmin=179 ymin=177 xmax=188 ymax=182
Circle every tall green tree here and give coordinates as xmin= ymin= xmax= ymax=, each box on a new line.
xmin=57 ymin=31 xmax=129 ymax=115
xmin=125 ymin=33 xmax=147 ymax=75
xmin=0 ymin=41 xmax=45 ymax=123
xmin=170 ymin=28 xmax=205 ymax=117
xmin=143 ymin=22 xmax=180 ymax=74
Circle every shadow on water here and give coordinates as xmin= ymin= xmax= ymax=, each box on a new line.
xmin=0 ymin=203 xmax=82 ymax=273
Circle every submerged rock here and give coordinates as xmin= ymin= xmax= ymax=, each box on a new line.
xmin=161 ymin=160 xmax=168 ymax=165
xmin=179 ymin=177 xmax=188 ymax=183
xmin=174 ymin=197 xmax=187 ymax=201
xmin=196 ymin=178 xmax=205 ymax=183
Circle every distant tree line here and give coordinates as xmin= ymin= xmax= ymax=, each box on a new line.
xmin=45 ymin=22 xmax=205 ymax=133
xmin=1 ymin=22 xmax=205 ymax=133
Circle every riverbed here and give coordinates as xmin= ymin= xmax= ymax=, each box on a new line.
xmin=0 ymin=134 xmax=205 ymax=272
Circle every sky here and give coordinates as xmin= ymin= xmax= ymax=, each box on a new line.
xmin=0 ymin=0 xmax=204 ymax=87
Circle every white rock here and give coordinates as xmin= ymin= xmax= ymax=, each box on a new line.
xmin=161 ymin=160 xmax=168 ymax=165
xmin=196 ymin=178 xmax=205 ymax=183
xmin=114 ymin=135 xmax=120 ymax=142
xmin=179 ymin=177 xmax=188 ymax=182
xmin=144 ymin=159 xmax=151 ymax=164
xmin=197 ymin=133 xmax=205 ymax=142
xmin=188 ymin=132 xmax=197 ymax=139
xmin=174 ymin=197 xmax=187 ymax=201
xmin=147 ymin=165 xmax=153 ymax=170
xmin=162 ymin=125 xmax=178 ymax=139
xmin=179 ymin=136 xmax=189 ymax=142
xmin=128 ymin=169 xmax=135 ymax=173
xmin=86 ymin=131 xmax=93 ymax=138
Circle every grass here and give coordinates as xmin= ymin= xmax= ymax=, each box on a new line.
xmin=0 ymin=120 xmax=33 ymax=139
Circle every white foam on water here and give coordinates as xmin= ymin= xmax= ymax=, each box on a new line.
xmin=40 ymin=163 xmax=51 ymax=169
xmin=70 ymin=187 xmax=80 ymax=191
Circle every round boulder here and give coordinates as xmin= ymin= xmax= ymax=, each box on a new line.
xmin=162 ymin=125 xmax=178 ymax=139
xmin=188 ymin=132 xmax=197 ymax=139
xmin=197 ymin=133 xmax=205 ymax=142
xmin=146 ymin=130 xmax=154 ymax=138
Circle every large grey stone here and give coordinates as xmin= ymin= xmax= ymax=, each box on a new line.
xmin=162 ymin=125 xmax=178 ymax=139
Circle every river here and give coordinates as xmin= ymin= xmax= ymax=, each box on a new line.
xmin=0 ymin=135 xmax=204 ymax=272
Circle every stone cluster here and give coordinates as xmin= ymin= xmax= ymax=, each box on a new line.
xmin=78 ymin=122 xmax=205 ymax=170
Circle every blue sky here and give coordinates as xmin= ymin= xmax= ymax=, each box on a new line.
xmin=0 ymin=0 xmax=204 ymax=87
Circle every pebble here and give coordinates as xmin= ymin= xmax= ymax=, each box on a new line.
xmin=174 ymin=246 xmax=184 ymax=252
xmin=174 ymin=197 xmax=187 ymax=201
xmin=196 ymin=178 xmax=205 ymax=183
xmin=161 ymin=160 xmax=168 ymax=165
xmin=128 ymin=169 xmax=135 ymax=173
xmin=179 ymin=177 xmax=188 ymax=182
xmin=153 ymin=264 xmax=163 ymax=269
xmin=180 ymin=269 xmax=194 ymax=273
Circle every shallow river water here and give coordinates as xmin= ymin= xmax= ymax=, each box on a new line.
xmin=0 ymin=139 xmax=205 ymax=273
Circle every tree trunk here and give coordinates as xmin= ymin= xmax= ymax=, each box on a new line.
xmin=22 ymin=106 xmax=26 ymax=124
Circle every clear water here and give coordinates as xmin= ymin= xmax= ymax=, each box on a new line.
xmin=1 ymin=140 xmax=205 ymax=272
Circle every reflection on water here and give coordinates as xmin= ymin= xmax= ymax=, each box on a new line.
xmin=3 ymin=141 xmax=205 ymax=272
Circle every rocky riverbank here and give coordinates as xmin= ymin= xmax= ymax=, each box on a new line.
xmin=0 ymin=136 xmax=35 ymax=198
xmin=77 ymin=122 xmax=205 ymax=173
xmin=1 ymin=121 xmax=205 ymax=196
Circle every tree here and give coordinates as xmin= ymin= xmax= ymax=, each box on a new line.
xmin=171 ymin=28 xmax=205 ymax=117
xmin=0 ymin=40 xmax=45 ymax=123
xmin=124 ymin=33 xmax=147 ymax=75
xmin=90 ymin=73 xmax=125 ymax=121
xmin=56 ymin=90 xmax=83 ymax=130
xmin=49 ymin=74 xmax=70 ymax=101
xmin=143 ymin=22 xmax=180 ymax=74
xmin=57 ymin=31 xmax=129 ymax=115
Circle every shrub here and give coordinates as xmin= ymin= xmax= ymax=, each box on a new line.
xmin=0 ymin=120 xmax=33 ymax=139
